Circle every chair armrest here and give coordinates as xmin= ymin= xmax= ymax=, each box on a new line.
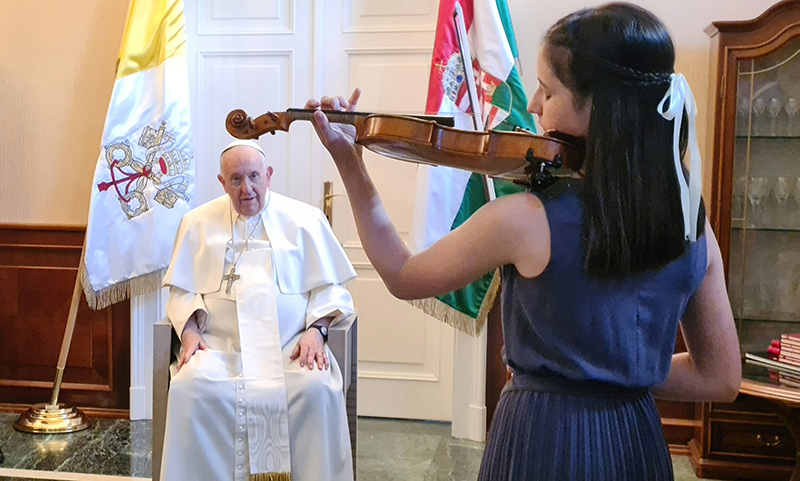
xmin=329 ymin=312 xmax=357 ymax=395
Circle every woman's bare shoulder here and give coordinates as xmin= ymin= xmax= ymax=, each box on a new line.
xmin=483 ymin=192 xmax=550 ymax=276
xmin=486 ymin=192 xmax=547 ymax=227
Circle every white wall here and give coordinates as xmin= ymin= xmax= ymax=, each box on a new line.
xmin=0 ymin=1 xmax=128 ymax=225
xmin=507 ymin=0 xmax=780 ymax=196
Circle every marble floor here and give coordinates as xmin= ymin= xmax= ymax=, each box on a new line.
xmin=0 ymin=413 xmax=719 ymax=481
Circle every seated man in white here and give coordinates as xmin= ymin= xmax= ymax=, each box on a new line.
xmin=160 ymin=139 xmax=356 ymax=481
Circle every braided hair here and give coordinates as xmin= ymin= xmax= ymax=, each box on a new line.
xmin=543 ymin=2 xmax=701 ymax=278
xmin=592 ymin=57 xmax=673 ymax=87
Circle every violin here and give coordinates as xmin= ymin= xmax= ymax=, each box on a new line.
xmin=225 ymin=108 xmax=584 ymax=189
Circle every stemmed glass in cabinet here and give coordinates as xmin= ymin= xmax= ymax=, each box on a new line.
xmin=787 ymin=98 xmax=799 ymax=136
xmin=747 ymin=177 xmax=772 ymax=227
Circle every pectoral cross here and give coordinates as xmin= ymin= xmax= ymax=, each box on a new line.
xmin=222 ymin=266 xmax=241 ymax=295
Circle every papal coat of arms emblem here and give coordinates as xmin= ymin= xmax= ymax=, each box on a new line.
xmin=97 ymin=122 xmax=192 ymax=219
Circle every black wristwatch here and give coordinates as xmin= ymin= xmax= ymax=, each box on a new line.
xmin=309 ymin=324 xmax=328 ymax=342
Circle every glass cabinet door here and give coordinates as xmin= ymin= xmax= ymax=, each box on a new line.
xmin=729 ymin=35 xmax=800 ymax=353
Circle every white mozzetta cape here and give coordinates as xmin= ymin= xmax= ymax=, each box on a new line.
xmin=163 ymin=193 xmax=356 ymax=294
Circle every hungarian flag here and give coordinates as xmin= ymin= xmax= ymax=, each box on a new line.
xmin=408 ymin=0 xmax=535 ymax=335
xmin=82 ymin=0 xmax=195 ymax=309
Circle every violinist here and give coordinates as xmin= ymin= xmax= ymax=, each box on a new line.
xmin=307 ymin=2 xmax=740 ymax=480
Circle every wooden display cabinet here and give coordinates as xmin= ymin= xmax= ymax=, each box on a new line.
xmin=692 ymin=1 xmax=800 ymax=479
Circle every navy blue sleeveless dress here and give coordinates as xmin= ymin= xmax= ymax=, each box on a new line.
xmin=478 ymin=180 xmax=707 ymax=481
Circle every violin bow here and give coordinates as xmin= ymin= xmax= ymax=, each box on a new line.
xmin=453 ymin=3 xmax=497 ymax=202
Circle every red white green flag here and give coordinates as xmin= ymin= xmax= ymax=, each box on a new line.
xmin=408 ymin=0 xmax=535 ymax=335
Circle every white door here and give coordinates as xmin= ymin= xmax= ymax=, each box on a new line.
xmin=185 ymin=0 xmax=455 ymax=422
xmin=185 ymin=0 xmax=316 ymax=205
xmin=316 ymin=0 xmax=455 ymax=421
xmin=133 ymin=0 xmax=318 ymax=420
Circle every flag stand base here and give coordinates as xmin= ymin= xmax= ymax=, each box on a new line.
xmin=15 ymin=250 xmax=93 ymax=435
xmin=14 ymin=403 xmax=93 ymax=434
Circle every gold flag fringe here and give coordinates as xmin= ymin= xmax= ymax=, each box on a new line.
xmin=250 ymin=472 xmax=291 ymax=481
xmin=408 ymin=268 xmax=501 ymax=337
xmin=80 ymin=265 xmax=165 ymax=310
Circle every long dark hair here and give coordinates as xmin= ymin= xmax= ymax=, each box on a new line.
xmin=543 ymin=2 xmax=703 ymax=278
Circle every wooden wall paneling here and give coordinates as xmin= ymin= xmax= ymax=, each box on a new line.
xmin=0 ymin=225 xmax=130 ymax=415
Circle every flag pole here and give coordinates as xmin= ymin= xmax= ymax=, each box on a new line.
xmin=453 ymin=3 xmax=496 ymax=202
xmin=14 ymin=245 xmax=93 ymax=434
xmin=452 ymin=4 xmax=492 ymax=442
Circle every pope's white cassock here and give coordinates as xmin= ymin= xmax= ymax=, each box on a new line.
xmin=160 ymin=191 xmax=356 ymax=481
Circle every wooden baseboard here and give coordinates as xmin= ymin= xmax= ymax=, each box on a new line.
xmin=669 ymin=443 xmax=690 ymax=456
xmin=688 ymin=438 xmax=794 ymax=481
xmin=662 ymin=416 xmax=701 ymax=448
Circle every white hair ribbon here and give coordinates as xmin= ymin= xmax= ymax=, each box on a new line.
xmin=657 ymin=73 xmax=703 ymax=242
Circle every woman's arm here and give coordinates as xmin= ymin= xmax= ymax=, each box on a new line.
xmin=307 ymin=91 xmax=550 ymax=300
xmin=336 ymin=158 xmax=549 ymax=299
xmin=650 ymin=219 xmax=742 ymax=402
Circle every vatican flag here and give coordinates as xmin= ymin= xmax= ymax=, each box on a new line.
xmin=82 ymin=0 xmax=194 ymax=309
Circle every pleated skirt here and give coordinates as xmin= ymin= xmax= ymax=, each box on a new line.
xmin=478 ymin=373 xmax=673 ymax=481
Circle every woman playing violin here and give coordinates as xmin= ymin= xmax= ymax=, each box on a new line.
xmin=307 ymin=3 xmax=740 ymax=479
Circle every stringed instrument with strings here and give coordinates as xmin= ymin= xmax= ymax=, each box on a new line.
xmin=226 ymin=108 xmax=584 ymax=190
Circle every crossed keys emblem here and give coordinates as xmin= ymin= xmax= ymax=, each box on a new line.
xmin=97 ymin=122 xmax=193 ymax=219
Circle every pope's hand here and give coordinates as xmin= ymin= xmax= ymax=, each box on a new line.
xmin=305 ymin=88 xmax=363 ymax=164
xmin=177 ymin=321 xmax=208 ymax=372
xmin=290 ymin=328 xmax=329 ymax=371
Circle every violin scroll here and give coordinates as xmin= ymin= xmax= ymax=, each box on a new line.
xmin=226 ymin=109 xmax=289 ymax=140
xmin=227 ymin=109 xmax=252 ymax=129
xmin=226 ymin=109 xmax=257 ymax=139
